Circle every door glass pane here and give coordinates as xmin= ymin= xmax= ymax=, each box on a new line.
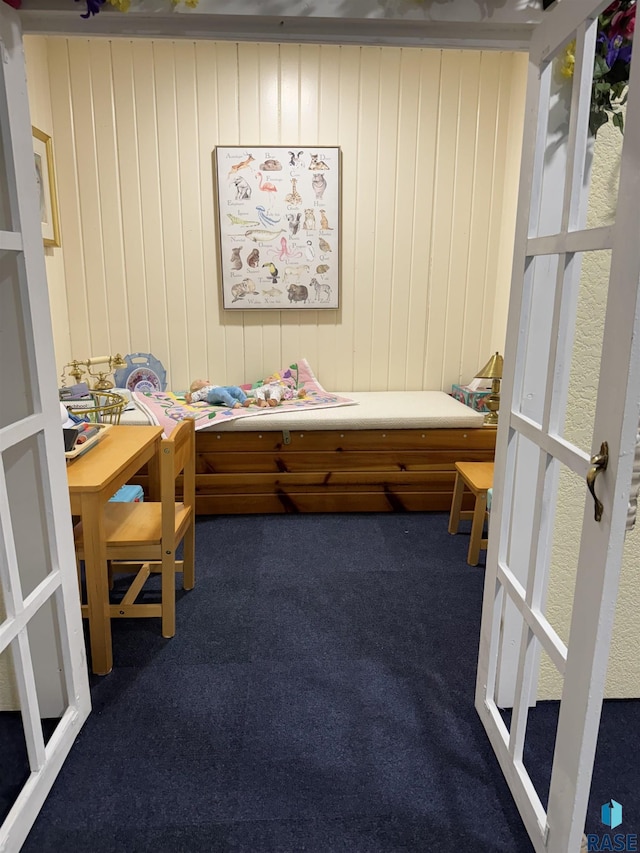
xmin=3 ymin=433 xmax=53 ymax=599
xmin=497 ymin=612 xmax=562 ymax=809
xmin=557 ymin=249 xmax=610 ymax=455
xmin=505 ymin=432 xmax=541 ymax=586
xmin=513 ymin=255 xmax=560 ymax=427
xmin=0 ymin=249 xmax=35 ymax=428
xmin=494 ymin=616 xmax=563 ymax=814
xmin=26 ymin=595 xmax=70 ymax=744
xmin=533 ymin=60 xmax=575 ymax=238
xmin=536 ymin=28 xmax=624 ymax=237
xmin=0 ymin=643 xmax=30 ymax=825
xmin=520 ymin=646 xmax=563 ymax=813
xmin=584 ymin=121 xmax=622 ymax=230
xmin=0 ymin=87 xmax=13 ymax=231
xmin=544 ymin=463 xmax=586 ymax=647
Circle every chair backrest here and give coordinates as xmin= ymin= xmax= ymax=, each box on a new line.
xmin=159 ymin=419 xmax=195 ymax=543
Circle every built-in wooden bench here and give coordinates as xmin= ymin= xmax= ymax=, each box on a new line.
xmin=131 ymin=391 xmax=495 ymax=514
xmin=193 ymin=424 xmax=495 ymax=514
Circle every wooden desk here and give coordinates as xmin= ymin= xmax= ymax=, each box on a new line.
xmin=67 ymin=425 xmax=162 ymax=674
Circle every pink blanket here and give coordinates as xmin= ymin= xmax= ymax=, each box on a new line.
xmin=132 ymin=359 xmax=356 ymax=436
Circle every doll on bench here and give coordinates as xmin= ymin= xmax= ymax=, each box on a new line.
xmin=249 ymin=379 xmax=306 ymax=407
xmin=185 ymin=379 xmax=252 ymax=408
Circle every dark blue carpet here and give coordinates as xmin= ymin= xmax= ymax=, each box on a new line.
xmin=2 ymin=512 xmax=637 ymax=851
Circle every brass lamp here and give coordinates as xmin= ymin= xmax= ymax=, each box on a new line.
xmin=475 ymin=352 xmax=504 ymax=425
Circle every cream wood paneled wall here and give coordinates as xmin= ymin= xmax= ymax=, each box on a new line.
xmin=25 ymin=37 xmax=527 ymax=392
xmin=24 ymin=37 xmax=72 ymax=373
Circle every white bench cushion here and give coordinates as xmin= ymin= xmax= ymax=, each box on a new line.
xmin=202 ymin=391 xmax=484 ymax=431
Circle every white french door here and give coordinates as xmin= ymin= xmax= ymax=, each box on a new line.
xmin=0 ymin=6 xmax=90 ymax=852
xmin=476 ymin=1 xmax=640 ymax=851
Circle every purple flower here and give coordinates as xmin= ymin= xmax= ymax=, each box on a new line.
xmin=607 ymin=33 xmax=625 ymax=65
xmin=77 ymin=0 xmax=105 ymax=17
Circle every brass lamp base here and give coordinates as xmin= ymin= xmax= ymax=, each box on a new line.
xmin=483 ymin=378 xmax=501 ymax=425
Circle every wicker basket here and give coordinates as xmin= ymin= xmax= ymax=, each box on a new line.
xmin=66 ymin=390 xmax=126 ymax=425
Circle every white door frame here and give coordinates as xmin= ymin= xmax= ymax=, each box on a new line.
xmin=0 ymin=7 xmax=90 ymax=851
xmin=476 ymin=1 xmax=640 ymax=851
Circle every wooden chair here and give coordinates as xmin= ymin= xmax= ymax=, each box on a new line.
xmin=448 ymin=461 xmax=494 ymax=566
xmin=74 ymin=419 xmax=195 ymax=638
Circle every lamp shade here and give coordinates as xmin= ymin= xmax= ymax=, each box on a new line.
xmin=475 ymin=352 xmax=503 ymax=380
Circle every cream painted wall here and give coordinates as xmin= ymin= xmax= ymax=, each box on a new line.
xmin=23 ymin=37 xmax=527 ymax=392
xmin=23 ymin=37 xmax=71 ymax=373
xmin=538 ymin=116 xmax=640 ymax=700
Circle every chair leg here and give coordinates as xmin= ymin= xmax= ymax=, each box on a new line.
xmin=76 ymin=554 xmax=83 ymax=604
xmin=468 ymin=491 xmax=488 ymax=567
xmin=182 ymin=520 xmax=195 ymax=591
xmin=448 ymin=471 xmax=465 ymax=534
xmin=161 ymin=551 xmax=176 ymax=638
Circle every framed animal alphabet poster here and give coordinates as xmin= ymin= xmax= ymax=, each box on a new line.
xmin=214 ymin=146 xmax=340 ymax=309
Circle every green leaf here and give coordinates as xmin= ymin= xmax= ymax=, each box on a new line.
xmin=593 ymin=54 xmax=610 ymax=80
xmin=589 ymin=108 xmax=609 ymax=137
xmin=595 ymin=81 xmax=611 ymax=93
xmin=612 ymin=111 xmax=625 ymax=132
xmin=611 ymin=81 xmax=627 ymax=99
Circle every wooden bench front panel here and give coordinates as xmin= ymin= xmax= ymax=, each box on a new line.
xmin=189 ymin=427 xmax=495 ymax=514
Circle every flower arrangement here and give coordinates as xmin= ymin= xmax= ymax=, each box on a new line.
xmin=559 ymin=0 xmax=636 ymax=137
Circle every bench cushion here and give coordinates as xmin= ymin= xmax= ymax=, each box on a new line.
xmin=203 ymin=391 xmax=483 ymax=431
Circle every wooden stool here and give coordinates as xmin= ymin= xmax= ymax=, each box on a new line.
xmin=448 ymin=461 xmax=494 ymax=566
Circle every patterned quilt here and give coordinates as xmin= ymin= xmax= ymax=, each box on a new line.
xmin=132 ymin=359 xmax=356 ymax=436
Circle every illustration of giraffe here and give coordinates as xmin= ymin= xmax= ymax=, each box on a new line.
xmin=285 ymin=177 xmax=302 ymax=205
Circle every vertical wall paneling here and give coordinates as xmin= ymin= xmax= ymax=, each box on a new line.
xmin=238 ymin=41 xmax=267 ymax=384
xmin=491 ymin=51 xmax=528 ymax=356
xmin=195 ymin=42 xmax=223 ymax=383
xmin=424 ymin=50 xmax=461 ymax=391
xmin=254 ymin=44 xmax=284 ymax=378
xmin=481 ymin=54 xmax=511 ymax=366
xmin=215 ymin=41 xmax=244 ymax=385
xmin=68 ymin=39 xmax=110 ymax=356
xmin=154 ymin=42 xmax=188 ymax=388
xmin=278 ymin=44 xmax=305 ymax=368
xmin=315 ymin=45 xmax=341 ymax=390
xmin=404 ymin=50 xmax=441 ymax=391
xmin=47 ymin=39 xmax=92 ymax=360
xmin=443 ymin=50 xmax=481 ymax=389
xmin=298 ymin=43 xmax=322 ymax=374
xmin=174 ymin=41 xmax=207 ymax=388
xmin=333 ymin=46 xmax=361 ymax=390
xmin=111 ymin=40 xmax=148 ymax=354
xmin=23 ymin=37 xmax=72 ymax=372
xmin=460 ymin=50 xmax=501 ymax=383
xmin=370 ymin=48 xmax=401 ymax=390
xmin=352 ymin=48 xmax=380 ymax=390
xmin=256 ymin=43 xmax=283 ymax=374
xmin=90 ymin=40 xmax=130 ymax=353
xmin=25 ymin=38 xmax=527 ymax=393
xmin=132 ymin=40 xmax=169 ymax=381
xmin=388 ymin=48 xmax=420 ymax=390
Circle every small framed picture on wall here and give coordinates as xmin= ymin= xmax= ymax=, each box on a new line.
xmin=213 ymin=146 xmax=340 ymax=310
xmin=32 ymin=126 xmax=61 ymax=247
